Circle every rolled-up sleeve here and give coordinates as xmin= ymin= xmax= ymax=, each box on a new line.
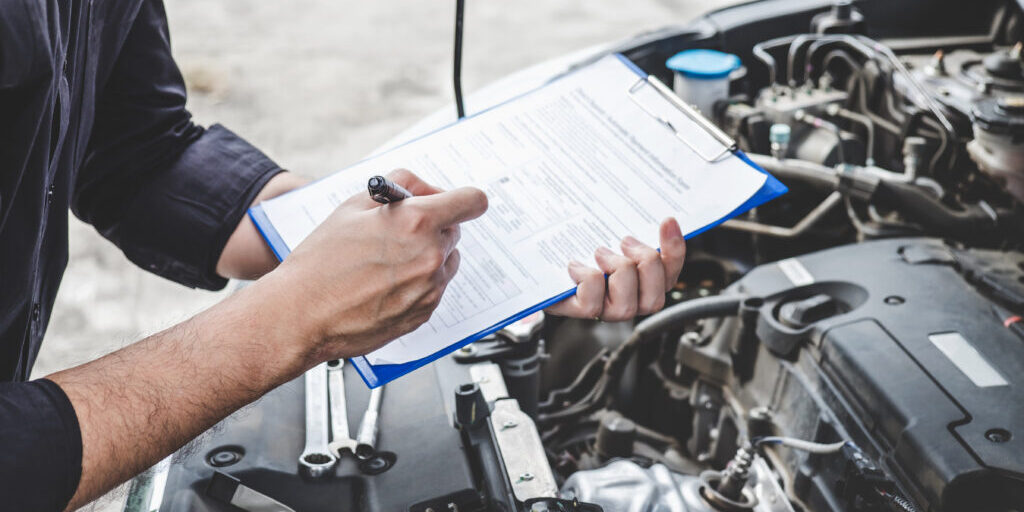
xmin=0 ymin=379 xmax=82 ymax=511
xmin=73 ymin=0 xmax=282 ymax=290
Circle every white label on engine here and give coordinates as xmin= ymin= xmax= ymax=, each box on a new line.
xmin=929 ymin=332 xmax=1008 ymax=388
xmin=778 ymin=258 xmax=814 ymax=286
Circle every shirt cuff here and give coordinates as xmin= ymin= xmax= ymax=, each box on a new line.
xmin=118 ymin=124 xmax=284 ymax=290
xmin=0 ymin=379 xmax=83 ymax=511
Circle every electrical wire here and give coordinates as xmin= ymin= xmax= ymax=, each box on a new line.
xmin=758 ymin=435 xmax=922 ymax=512
xmin=452 ymin=0 xmax=466 ymax=119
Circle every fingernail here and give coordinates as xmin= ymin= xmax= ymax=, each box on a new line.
xmin=622 ymin=236 xmax=641 ymax=248
xmin=568 ymin=260 xmax=583 ymax=269
xmin=595 ymin=247 xmax=613 ymax=257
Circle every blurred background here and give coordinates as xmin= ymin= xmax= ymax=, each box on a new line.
xmin=32 ymin=0 xmax=737 ymax=509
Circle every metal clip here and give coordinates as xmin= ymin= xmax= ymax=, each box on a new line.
xmin=627 ymin=75 xmax=737 ymax=163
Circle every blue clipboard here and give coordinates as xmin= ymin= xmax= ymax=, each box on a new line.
xmin=248 ymin=54 xmax=787 ymax=388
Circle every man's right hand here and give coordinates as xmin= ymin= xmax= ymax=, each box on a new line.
xmin=262 ymin=169 xmax=488 ymax=363
xmin=50 ymin=169 xmax=486 ymax=510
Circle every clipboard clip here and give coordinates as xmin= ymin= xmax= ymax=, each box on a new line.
xmin=628 ymin=75 xmax=738 ymax=163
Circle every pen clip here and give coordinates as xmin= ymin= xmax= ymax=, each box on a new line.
xmin=627 ymin=75 xmax=738 ymax=163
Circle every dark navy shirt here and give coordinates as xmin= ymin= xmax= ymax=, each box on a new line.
xmin=0 ymin=0 xmax=283 ymax=508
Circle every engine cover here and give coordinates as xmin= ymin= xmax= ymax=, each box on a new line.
xmin=729 ymin=238 xmax=1024 ymax=511
xmin=143 ymin=359 xmax=489 ymax=511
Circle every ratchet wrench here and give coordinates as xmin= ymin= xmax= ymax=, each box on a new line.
xmin=298 ymin=362 xmax=337 ymax=478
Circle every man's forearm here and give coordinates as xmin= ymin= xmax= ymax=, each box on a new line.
xmin=216 ymin=171 xmax=311 ymax=280
xmin=48 ymin=272 xmax=313 ymax=510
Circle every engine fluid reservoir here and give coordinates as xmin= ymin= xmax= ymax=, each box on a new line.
xmin=666 ymin=49 xmax=740 ymax=118
xmin=968 ymin=96 xmax=1024 ymax=202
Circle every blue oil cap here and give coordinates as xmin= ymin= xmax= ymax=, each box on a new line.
xmin=666 ymin=49 xmax=741 ymax=80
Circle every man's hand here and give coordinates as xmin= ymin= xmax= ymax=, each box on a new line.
xmin=51 ymin=169 xmax=487 ymax=510
xmin=545 ymin=218 xmax=686 ymax=321
xmin=262 ymin=169 xmax=488 ymax=362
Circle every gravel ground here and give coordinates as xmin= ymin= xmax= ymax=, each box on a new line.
xmin=30 ymin=0 xmax=737 ymax=509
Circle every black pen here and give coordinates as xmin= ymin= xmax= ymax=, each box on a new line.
xmin=367 ymin=175 xmax=413 ymax=204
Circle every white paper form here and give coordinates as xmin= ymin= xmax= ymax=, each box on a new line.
xmin=258 ymin=55 xmax=768 ymax=366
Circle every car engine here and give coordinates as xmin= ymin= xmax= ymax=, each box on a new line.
xmin=131 ymin=1 xmax=1024 ymax=511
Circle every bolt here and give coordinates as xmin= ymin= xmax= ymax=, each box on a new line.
xmin=501 ymin=420 xmax=518 ymax=430
xmin=884 ymin=296 xmax=905 ymax=305
xmin=681 ymin=331 xmax=701 ymax=346
xmin=207 ymin=447 xmax=243 ymax=467
xmin=517 ymin=472 xmax=535 ymax=482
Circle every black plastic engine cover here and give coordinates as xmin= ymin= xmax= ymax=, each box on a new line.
xmin=730 ymin=238 xmax=1024 ymax=511
xmin=149 ymin=358 xmax=484 ymax=511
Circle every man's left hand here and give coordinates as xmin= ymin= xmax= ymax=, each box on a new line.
xmin=545 ymin=218 xmax=686 ymax=322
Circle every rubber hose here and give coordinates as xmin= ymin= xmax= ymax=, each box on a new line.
xmin=746 ymin=154 xmax=839 ymax=190
xmin=873 ymin=180 xmax=1001 ymax=240
xmin=604 ymin=295 xmax=746 ymax=395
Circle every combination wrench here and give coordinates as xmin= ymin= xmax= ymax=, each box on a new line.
xmin=355 ymin=386 xmax=384 ymax=459
xmin=298 ymin=362 xmax=337 ymax=478
xmin=327 ymin=359 xmax=359 ymax=457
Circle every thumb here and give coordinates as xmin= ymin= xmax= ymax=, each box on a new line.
xmin=416 ymin=186 xmax=489 ymax=228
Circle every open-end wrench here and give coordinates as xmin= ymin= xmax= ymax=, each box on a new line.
xmin=298 ymin=362 xmax=337 ymax=478
xmin=327 ymin=360 xmax=359 ymax=457
xmin=355 ymin=385 xmax=384 ymax=459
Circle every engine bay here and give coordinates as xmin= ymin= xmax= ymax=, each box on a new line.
xmin=130 ymin=1 xmax=1024 ymax=511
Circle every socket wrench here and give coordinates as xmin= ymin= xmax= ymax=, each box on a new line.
xmin=327 ymin=360 xmax=359 ymax=457
xmin=355 ymin=386 xmax=384 ymax=459
xmin=298 ymin=362 xmax=337 ymax=478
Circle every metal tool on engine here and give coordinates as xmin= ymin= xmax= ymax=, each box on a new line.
xmin=700 ymin=445 xmax=759 ymax=511
xmin=355 ymin=386 xmax=384 ymax=458
xmin=298 ymin=362 xmax=337 ymax=478
xmin=327 ymin=359 xmax=359 ymax=457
